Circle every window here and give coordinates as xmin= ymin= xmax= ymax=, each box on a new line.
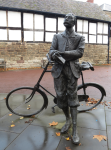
xmin=0 ymin=11 xmax=7 ymax=26
xmin=77 ymin=19 xmax=108 ymax=44
xmin=0 ymin=10 xmax=66 ymax=42
xmin=97 ymin=22 xmax=108 ymax=44
xmin=35 ymin=15 xmax=44 ymax=41
xmin=0 ymin=10 xmax=21 ymax=41
xmin=0 ymin=29 xmax=7 ymax=40
xmin=9 ymin=30 xmax=21 ymax=41
xmin=8 ymin=11 xmax=21 ymax=27
xmin=45 ymin=17 xmax=57 ymax=42
xmin=58 ymin=17 xmax=65 ymax=32
xmin=77 ymin=20 xmax=88 ymax=43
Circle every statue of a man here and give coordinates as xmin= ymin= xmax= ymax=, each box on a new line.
xmin=49 ymin=13 xmax=85 ymax=144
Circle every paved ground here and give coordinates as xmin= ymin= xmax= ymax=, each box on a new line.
xmin=0 ymin=65 xmax=111 ymax=150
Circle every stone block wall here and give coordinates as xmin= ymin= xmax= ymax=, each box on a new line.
xmin=80 ymin=44 xmax=108 ymax=64
xmin=0 ymin=42 xmax=50 ymax=69
xmin=0 ymin=41 xmax=109 ymax=69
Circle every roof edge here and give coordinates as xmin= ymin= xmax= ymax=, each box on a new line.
xmin=0 ymin=6 xmax=110 ymax=23
xmin=0 ymin=6 xmax=65 ymax=17
xmin=76 ymin=16 xmax=111 ymax=23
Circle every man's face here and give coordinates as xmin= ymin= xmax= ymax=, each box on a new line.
xmin=63 ymin=14 xmax=75 ymax=28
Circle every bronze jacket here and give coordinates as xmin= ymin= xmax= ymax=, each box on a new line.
xmin=49 ymin=30 xmax=85 ymax=79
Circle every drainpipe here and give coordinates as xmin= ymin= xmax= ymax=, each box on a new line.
xmin=108 ymin=24 xmax=110 ymax=64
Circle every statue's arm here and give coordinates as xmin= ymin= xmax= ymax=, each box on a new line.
xmin=49 ymin=34 xmax=59 ymax=59
xmin=62 ymin=36 xmax=85 ymax=61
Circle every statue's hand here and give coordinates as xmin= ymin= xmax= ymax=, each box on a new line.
xmin=52 ymin=51 xmax=61 ymax=60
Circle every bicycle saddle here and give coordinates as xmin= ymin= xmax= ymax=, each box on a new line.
xmin=81 ymin=62 xmax=94 ymax=71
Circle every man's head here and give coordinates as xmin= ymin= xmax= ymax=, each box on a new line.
xmin=63 ymin=13 xmax=75 ymax=28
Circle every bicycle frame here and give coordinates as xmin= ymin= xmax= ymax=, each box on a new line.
xmin=6 ymin=60 xmax=106 ymax=116
xmin=35 ymin=62 xmax=56 ymax=99
xmin=36 ymin=62 xmax=86 ymax=96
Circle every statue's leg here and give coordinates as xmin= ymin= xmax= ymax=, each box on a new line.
xmin=70 ymin=107 xmax=80 ymax=144
xmin=65 ymin=66 xmax=80 ymax=144
xmin=61 ymin=106 xmax=71 ymax=134
xmin=54 ymin=72 xmax=71 ymax=133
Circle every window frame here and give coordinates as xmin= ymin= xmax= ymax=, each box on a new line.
xmin=0 ymin=9 xmax=109 ymax=45
xmin=0 ymin=10 xmax=22 ymax=42
xmin=76 ymin=19 xmax=109 ymax=45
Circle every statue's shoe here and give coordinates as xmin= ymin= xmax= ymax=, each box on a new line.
xmin=72 ymin=134 xmax=80 ymax=145
xmin=61 ymin=121 xmax=71 ymax=134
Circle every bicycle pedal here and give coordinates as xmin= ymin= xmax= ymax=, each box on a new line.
xmin=52 ymin=107 xmax=55 ymax=113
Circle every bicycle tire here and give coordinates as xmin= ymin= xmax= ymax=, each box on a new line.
xmin=6 ymin=87 xmax=48 ymax=117
xmin=77 ymin=83 xmax=106 ymax=112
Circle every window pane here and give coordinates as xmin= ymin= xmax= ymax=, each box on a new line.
xmin=24 ymin=31 xmax=33 ymax=41
xmin=97 ymin=35 xmax=102 ymax=44
xmin=77 ymin=20 xmax=82 ymax=32
xmin=35 ymin=31 xmax=44 ymax=41
xmin=0 ymin=11 xmax=6 ymax=26
xmin=103 ymin=23 xmax=108 ymax=34
xmin=89 ymin=35 xmax=96 ymax=43
xmin=0 ymin=29 xmax=7 ymax=40
xmin=23 ymin=13 xmax=33 ymax=29
xmin=35 ymin=14 xmax=44 ymax=29
xmin=103 ymin=35 xmax=108 ymax=44
xmin=58 ymin=17 xmax=65 ymax=31
xmin=9 ymin=30 xmax=21 ymax=41
xmin=45 ymin=18 xmax=56 ymax=31
xmin=83 ymin=34 xmax=88 ymax=43
xmin=89 ymin=23 xmax=96 ymax=34
xmin=83 ymin=20 xmax=88 ymax=32
xmin=8 ymin=11 xmax=21 ymax=27
xmin=45 ymin=32 xmax=56 ymax=42
xmin=97 ymin=22 xmax=103 ymax=34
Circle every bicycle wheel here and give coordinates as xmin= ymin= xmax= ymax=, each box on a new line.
xmin=6 ymin=87 xmax=48 ymax=117
xmin=77 ymin=83 xmax=106 ymax=112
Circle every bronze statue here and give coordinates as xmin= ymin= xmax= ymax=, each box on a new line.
xmin=49 ymin=13 xmax=85 ymax=144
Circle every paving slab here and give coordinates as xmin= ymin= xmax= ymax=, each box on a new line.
xmin=0 ymin=99 xmax=9 ymax=117
xmin=5 ymin=125 xmax=61 ymax=150
xmin=105 ymin=101 xmax=111 ymax=112
xmin=78 ymin=100 xmax=104 ymax=112
xmin=107 ymin=126 xmax=111 ymax=150
xmin=0 ymin=113 xmax=31 ymax=133
xmin=0 ymin=93 xmax=8 ymax=101
xmin=103 ymin=96 xmax=111 ymax=102
xmin=105 ymin=111 xmax=111 ymax=126
xmin=0 ymin=130 xmax=18 ymax=150
xmin=57 ymin=127 xmax=107 ymax=150
xmin=77 ymin=109 xmax=106 ymax=130
xmin=31 ymin=97 xmax=65 ymax=128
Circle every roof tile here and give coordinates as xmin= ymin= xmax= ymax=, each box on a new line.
xmin=0 ymin=0 xmax=110 ymax=21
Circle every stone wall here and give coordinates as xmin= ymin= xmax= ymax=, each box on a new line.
xmin=80 ymin=44 xmax=108 ymax=64
xmin=0 ymin=41 xmax=109 ymax=70
xmin=0 ymin=42 xmax=50 ymax=69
